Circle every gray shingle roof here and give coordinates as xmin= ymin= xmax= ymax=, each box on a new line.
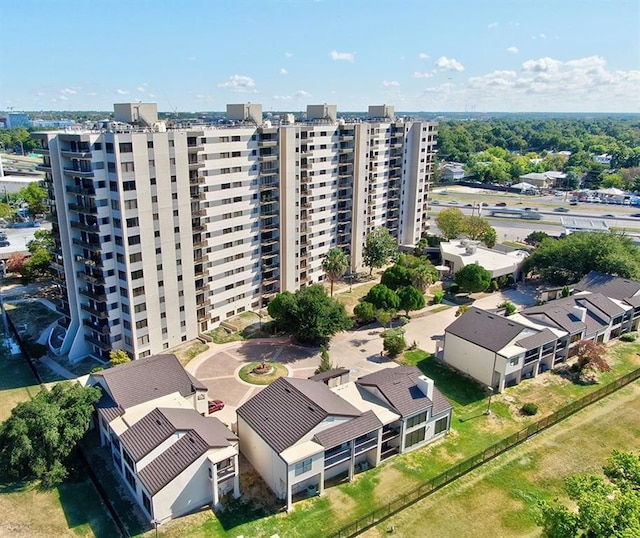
xmin=137 ymin=433 xmax=209 ymax=496
xmin=356 ymin=366 xmax=452 ymax=418
xmin=313 ymin=410 xmax=382 ymax=449
xmin=625 ymin=295 xmax=640 ymax=308
xmin=308 ymin=368 xmax=350 ymax=382
xmin=445 ymin=307 xmax=527 ymax=352
xmin=120 ymin=408 xmax=175 ymax=462
xmin=92 ymin=354 xmax=202 ymax=410
xmin=577 ymin=293 xmax=626 ymax=319
xmin=516 ymin=328 xmax=558 ymax=350
xmin=523 ymin=295 xmax=612 ymax=334
xmin=574 ymin=271 xmax=640 ymax=300
xmin=96 ymin=391 xmax=122 ymax=422
xmin=237 ymin=377 xmax=361 ymax=453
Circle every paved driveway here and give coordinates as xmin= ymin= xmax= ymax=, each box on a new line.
xmin=187 ymin=284 xmax=538 ymax=426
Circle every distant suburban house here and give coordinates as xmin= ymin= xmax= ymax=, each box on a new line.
xmin=440 ymin=163 xmax=465 ymax=182
xmin=84 ymin=354 xmax=240 ymax=525
xmin=518 ymin=171 xmax=566 ymax=189
xmin=594 ymin=153 xmax=613 ymax=165
xmin=439 ymin=239 xmax=529 ymax=280
xmin=439 ymin=271 xmax=640 ymax=392
xmin=236 ymin=367 xmax=452 ymax=511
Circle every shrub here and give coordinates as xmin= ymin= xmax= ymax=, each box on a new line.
xmin=489 ymin=280 xmax=499 ymax=292
xmin=448 ymin=283 xmax=460 ymax=294
xmin=433 ymin=290 xmax=445 ymax=304
xmin=521 ymin=402 xmax=539 ymax=416
xmin=353 ymin=301 xmax=377 ymax=324
xmin=506 ymin=274 xmax=515 ymax=286
xmin=383 ymin=334 xmax=407 ymax=357
xmin=620 ymin=332 xmax=637 ymax=342
xmin=499 ymin=300 xmax=517 ymax=316
xmin=90 ymin=366 xmax=104 ymax=373
xmin=397 ymin=316 xmax=410 ymax=326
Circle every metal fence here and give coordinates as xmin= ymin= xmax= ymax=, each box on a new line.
xmin=329 ymin=367 xmax=640 ymax=538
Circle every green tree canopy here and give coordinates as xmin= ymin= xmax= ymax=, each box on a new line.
xmin=363 ymin=228 xmax=397 ymax=275
xmin=18 ymin=182 xmax=48 ymax=218
xmin=524 ymin=231 xmax=552 ymax=248
xmin=464 ymin=216 xmax=494 ymax=242
xmin=353 ymin=301 xmax=377 ymax=324
xmin=109 ymin=349 xmax=131 ymax=366
xmin=267 ymin=284 xmax=352 ymax=345
xmin=0 ymin=382 xmax=101 ymax=487
xmin=321 ymin=247 xmax=349 ymax=296
xmin=397 ymin=285 xmax=426 ymax=315
xmin=436 ymin=208 xmax=466 ymax=240
xmin=381 ymin=264 xmax=413 ymax=291
xmin=455 ymin=264 xmax=492 ymax=293
xmin=365 ymin=284 xmax=400 ymax=311
xmin=536 ymin=451 xmax=640 ymax=538
xmin=522 ymin=232 xmax=640 ymax=285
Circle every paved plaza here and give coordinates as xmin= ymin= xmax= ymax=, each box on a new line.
xmin=187 ymin=284 xmax=538 ymax=426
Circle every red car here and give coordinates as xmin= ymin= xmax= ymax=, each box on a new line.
xmin=208 ymin=399 xmax=225 ymax=413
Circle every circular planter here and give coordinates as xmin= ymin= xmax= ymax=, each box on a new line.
xmin=238 ymin=361 xmax=288 ymax=385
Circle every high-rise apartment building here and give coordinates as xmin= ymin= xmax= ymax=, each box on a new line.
xmin=34 ymin=103 xmax=436 ymax=362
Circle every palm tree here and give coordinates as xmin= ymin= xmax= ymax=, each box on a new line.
xmin=412 ymin=264 xmax=435 ymax=293
xmin=321 ymin=247 xmax=349 ymax=296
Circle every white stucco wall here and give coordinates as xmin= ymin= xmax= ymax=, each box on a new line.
xmin=443 ymin=333 xmax=498 ymax=387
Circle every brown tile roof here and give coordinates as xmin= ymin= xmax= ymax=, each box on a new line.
xmin=625 ymin=295 xmax=640 ymax=308
xmin=96 ymin=391 xmax=123 ymax=422
xmin=516 ymin=328 xmax=558 ymax=350
xmin=356 ymin=366 xmax=452 ymax=418
xmin=137 ymin=433 xmax=209 ymax=496
xmin=313 ymin=410 xmax=382 ymax=449
xmin=445 ymin=307 xmax=527 ymax=352
xmin=92 ymin=354 xmax=202 ymax=410
xmin=237 ymin=377 xmax=361 ymax=453
xmin=574 ymin=271 xmax=640 ymax=300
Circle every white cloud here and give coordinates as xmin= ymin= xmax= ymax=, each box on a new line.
xmin=115 ymin=89 xmax=129 ymax=95
xmin=273 ymin=95 xmax=292 ymax=101
xmin=58 ymin=95 xmax=68 ymax=101
xmin=217 ymin=75 xmax=257 ymax=92
xmin=36 ymin=92 xmax=45 ymax=96
xmin=418 ymin=52 xmax=429 ymax=60
xmin=435 ymin=56 xmax=465 ymax=72
xmin=285 ymin=52 xmax=293 ymax=58
xmin=136 ymin=86 xmax=147 ymax=92
xmin=507 ymin=46 xmax=519 ymax=54
xmin=60 ymin=88 xmax=77 ymax=95
xmin=521 ymin=57 xmax=561 ymax=73
xmin=279 ymin=68 xmax=288 ymax=75
xmin=294 ymin=90 xmax=311 ymax=99
xmin=413 ymin=71 xmax=434 ymax=79
xmin=532 ymin=33 xmax=547 ymax=40
xmin=381 ymin=80 xmax=400 ymax=88
xmin=148 ymin=93 xmax=155 ymax=98
xmin=330 ymin=50 xmax=355 ymax=62
xmin=87 ymin=92 xmax=98 ymax=96
xmin=488 ymin=21 xmax=498 ymax=29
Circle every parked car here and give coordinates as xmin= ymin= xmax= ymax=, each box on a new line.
xmin=554 ymin=207 xmax=570 ymax=212
xmin=0 ymin=240 xmax=9 ymax=247
xmin=496 ymin=202 xmax=507 ymax=207
xmin=449 ymin=200 xmax=459 ymax=205
xmin=208 ymin=399 xmax=225 ymax=413
xmin=481 ymin=202 xmax=489 ymax=207
xmin=602 ymin=214 xmax=616 ymax=218
xmin=431 ymin=199 xmax=440 ymax=205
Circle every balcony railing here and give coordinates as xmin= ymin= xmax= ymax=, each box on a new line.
xmin=84 ymin=334 xmax=111 ymax=350
xmin=80 ymin=303 xmax=108 ymax=318
xmin=324 ymin=447 xmax=350 ymax=468
xmin=354 ymin=437 xmax=378 ymax=455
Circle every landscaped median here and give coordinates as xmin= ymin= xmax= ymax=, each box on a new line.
xmin=148 ymin=340 xmax=640 ymax=538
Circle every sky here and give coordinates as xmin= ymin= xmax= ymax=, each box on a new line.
xmin=1 ymin=0 xmax=639 ymax=113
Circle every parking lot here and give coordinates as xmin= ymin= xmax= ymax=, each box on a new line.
xmin=0 ymin=221 xmax=51 ymax=258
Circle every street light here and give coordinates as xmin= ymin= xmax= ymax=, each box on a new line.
xmin=484 ymin=386 xmax=494 ymax=415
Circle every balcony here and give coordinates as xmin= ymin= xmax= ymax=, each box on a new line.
xmin=217 ymin=466 xmax=236 ymax=482
xmin=259 ymin=153 xmax=278 ymax=162
xmin=83 ymin=319 xmax=110 ymax=334
xmin=354 ymin=437 xmax=377 ymax=455
xmin=324 ymin=447 xmax=350 ymax=469
xmin=189 ymin=176 xmax=205 ymax=185
xmin=75 ymin=254 xmax=102 ymax=267
xmin=63 ymin=167 xmax=94 ymax=178
xmin=84 ymin=334 xmax=111 ymax=350
xmin=66 ymin=185 xmax=96 ymax=196
xmin=77 ymin=271 xmax=104 ymax=285
xmin=36 ymin=164 xmax=52 ymax=173
xmin=61 ymin=150 xmax=92 ymax=159
xmin=188 ymin=159 xmax=204 ymax=169
xmin=32 ymin=148 xmax=49 ymax=155
xmin=187 ymin=144 xmax=205 ymax=153
xmin=68 ymin=202 xmax=98 ymax=214
xmin=79 ymin=287 xmax=107 ymax=302
xmin=258 ymin=139 xmax=277 ymax=148
xmin=80 ymin=303 xmax=108 ymax=318
xmin=50 ymin=260 xmax=64 ymax=272
xmin=381 ymin=427 xmax=400 ymax=443
xmin=71 ymin=220 xmax=100 ymax=233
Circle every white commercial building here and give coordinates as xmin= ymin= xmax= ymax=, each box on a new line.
xmin=34 ymin=103 xmax=437 ymax=362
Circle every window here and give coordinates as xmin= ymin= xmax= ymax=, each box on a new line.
xmin=119 ymin=142 xmax=133 ymax=153
xmin=406 ymin=411 xmax=427 ymax=429
xmin=132 ymin=286 xmax=145 ymax=297
xmin=105 ymin=143 xmax=114 ymax=154
xmin=142 ymin=493 xmax=151 ymax=513
xmin=434 ymin=416 xmax=448 ymax=435
xmin=121 ymin=162 xmax=135 ymax=173
xmin=131 ymin=269 xmax=143 ymax=280
xmin=128 ymin=235 xmax=141 ymax=246
xmin=294 ymin=458 xmax=312 ymax=476
xmin=124 ymin=466 xmax=136 ymax=491
xmin=124 ymin=199 xmax=138 ymax=210
xmin=405 ymin=426 xmax=426 ymax=448
xmin=129 ymin=252 xmax=142 ymax=263
xmin=135 ymin=319 xmax=148 ymax=329
xmin=126 ymin=217 xmax=139 ymax=227
xmin=147 ymin=141 xmax=154 ymax=149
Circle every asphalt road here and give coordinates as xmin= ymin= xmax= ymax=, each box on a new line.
xmin=0 ymin=221 xmax=52 ymax=257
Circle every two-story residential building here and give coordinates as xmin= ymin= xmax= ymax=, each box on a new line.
xmin=236 ymin=367 xmax=451 ymax=511
xmin=86 ymin=354 xmax=240 ymax=524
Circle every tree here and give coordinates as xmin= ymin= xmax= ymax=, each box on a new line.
xmin=321 ymin=247 xmax=348 ymax=297
xmin=536 ymin=451 xmax=640 ymax=538
xmin=0 ymin=382 xmax=101 ymax=487
xmin=414 ymin=237 xmax=428 ymax=257
xmin=6 ymin=252 xmax=27 ymax=276
xmin=18 ymin=182 xmax=48 ymax=218
xmin=267 ymin=284 xmax=352 ymax=345
xmin=383 ymin=334 xmax=407 ymax=357
xmin=482 ymin=227 xmax=497 ymax=248
xmin=463 ymin=216 xmax=494 ymax=242
xmin=411 ymin=263 xmax=437 ymax=292
xmin=455 ymin=305 xmax=470 ymax=317
xmin=365 ymin=284 xmax=400 ymax=311
xmin=455 ymin=264 xmax=492 ymax=293
xmin=381 ymin=264 xmax=413 ymax=291
xmin=109 ymin=349 xmax=131 ymax=366
xmin=363 ymin=228 xmax=396 ymax=275
xmin=573 ymin=340 xmax=610 ymax=379
xmin=353 ymin=301 xmax=377 ymax=324
xmin=524 ymin=231 xmax=552 ymax=248
xmin=315 ymin=346 xmax=333 ymax=374
xmin=522 ymin=232 xmax=640 ymax=285
xmin=376 ymin=309 xmax=395 ymax=329
xmin=22 ymin=249 xmax=52 ymax=282
xmin=27 ymin=229 xmax=53 ymax=253
xmin=436 ymin=208 xmax=466 ymax=240
xmin=397 ymin=286 xmax=425 ymax=316
xmin=499 ymin=300 xmax=516 ymax=316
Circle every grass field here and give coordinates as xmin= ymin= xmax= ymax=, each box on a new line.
xmin=362 ymin=381 xmax=640 ymax=538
